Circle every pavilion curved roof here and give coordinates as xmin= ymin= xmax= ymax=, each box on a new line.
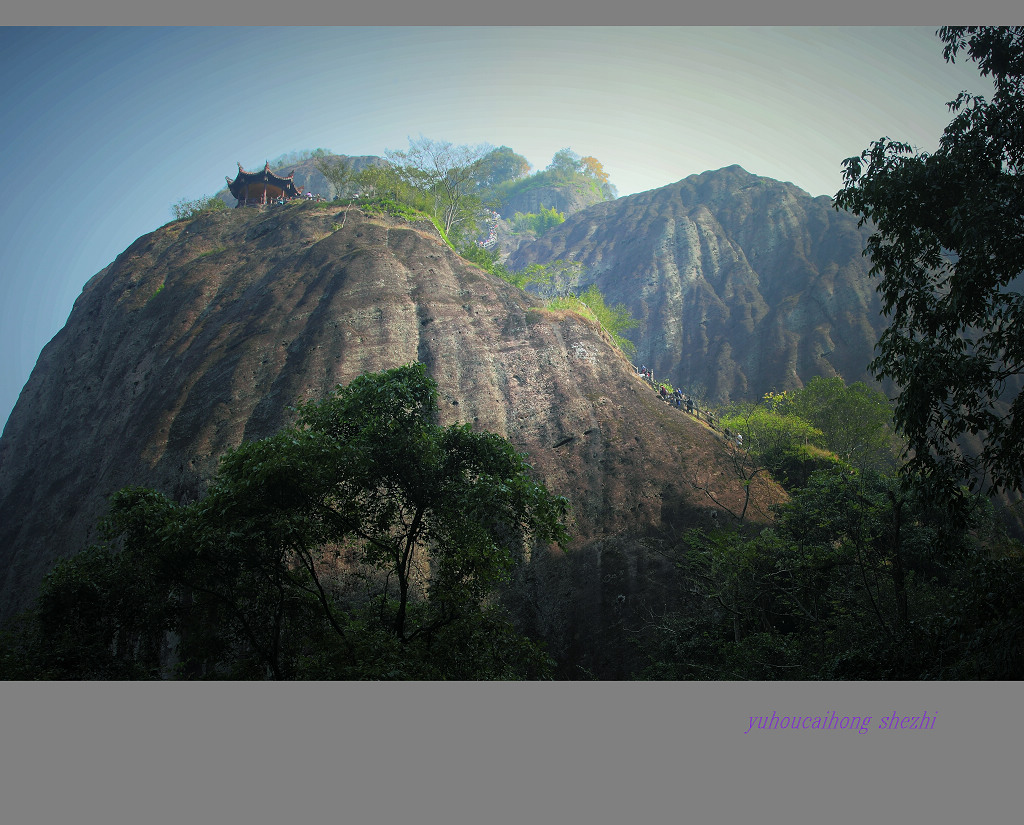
xmin=226 ymin=161 xmax=303 ymax=200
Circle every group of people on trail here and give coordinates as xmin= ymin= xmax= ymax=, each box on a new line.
xmin=478 ymin=210 xmax=501 ymax=248
xmin=272 ymin=192 xmax=325 ymax=205
xmin=660 ymin=384 xmax=692 ymax=412
xmin=634 ymin=363 xmax=744 ymax=448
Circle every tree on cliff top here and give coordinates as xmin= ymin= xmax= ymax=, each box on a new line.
xmin=386 ymin=137 xmax=492 ymax=241
xmin=171 ymin=195 xmax=227 ymax=221
xmin=835 ymin=26 xmax=1024 ymax=498
xmin=313 ymin=154 xmax=358 ymax=200
xmin=476 ymin=146 xmax=532 ymax=189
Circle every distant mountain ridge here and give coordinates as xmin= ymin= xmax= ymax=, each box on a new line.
xmin=510 ymin=165 xmax=883 ymax=403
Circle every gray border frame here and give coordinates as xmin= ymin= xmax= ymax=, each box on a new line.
xmin=4 ymin=2 xmax=1024 ymax=823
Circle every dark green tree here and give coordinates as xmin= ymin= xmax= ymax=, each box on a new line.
xmin=719 ymin=404 xmax=824 ymax=464
xmin=509 ymin=258 xmax=585 ymax=294
xmin=546 ymin=147 xmax=583 ymax=181
xmin=476 ymin=146 xmax=532 ymax=189
xmin=772 ymin=378 xmax=904 ymax=473
xmin=354 ymin=163 xmax=409 ymax=204
xmin=0 ymin=488 xmax=181 ymax=679
xmin=510 ymin=205 xmax=566 ymax=236
xmin=835 ymin=26 xmax=1024 ymax=497
xmin=457 ymin=242 xmax=511 ymax=280
xmin=640 ymin=468 xmax=1024 ymax=680
xmin=3 ymin=365 xmax=567 ymax=680
xmin=575 ymin=284 xmax=639 ymax=357
xmin=289 ymin=363 xmax=568 ymax=644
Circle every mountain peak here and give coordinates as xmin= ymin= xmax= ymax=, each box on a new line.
xmin=0 ymin=203 xmax=780 ymax=676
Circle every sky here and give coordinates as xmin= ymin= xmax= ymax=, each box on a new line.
xmin=0 ymin=26 xmax=995 ymax=432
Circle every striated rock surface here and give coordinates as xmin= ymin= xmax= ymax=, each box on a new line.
xmin=0 ymin=204 xmax=779 ymax=676
xmin=509 ymin=165 xmax=883 ymax=403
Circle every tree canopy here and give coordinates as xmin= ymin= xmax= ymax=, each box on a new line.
xmin=313 ymin=154 xmax=358 ymax=200
xmin=1 ymin=365 xmax=567 ymax=680
xmin=766 ymin=378 xmax=904 ymax=473
xmin=476 ymin=146 xmax=532 ymax=189
xmin=642 ymin=464 xmax=1024 ymax=680
xmin=835 ymin=26 xmax=1024 ymax=497
xmin=386 ymin=137 xmax=493 ymax=241
xmin=510 ymin=205 xmax=566 ymax=236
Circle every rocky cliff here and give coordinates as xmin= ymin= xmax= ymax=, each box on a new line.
xmin=0 ymin=203 xmax=779 ymax=677
xmin=509 ymin=165 xmax=883 ymax=403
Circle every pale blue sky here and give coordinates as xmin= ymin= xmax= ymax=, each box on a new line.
xmin=0 ymin=27 xmax=992 ymax=430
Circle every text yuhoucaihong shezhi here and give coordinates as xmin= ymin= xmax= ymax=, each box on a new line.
xmin=745 ymin=711 xmax=936 ymax=733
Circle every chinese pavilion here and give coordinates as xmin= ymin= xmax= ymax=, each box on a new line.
xmin=226 ymin=161 xmax=303 ymax=207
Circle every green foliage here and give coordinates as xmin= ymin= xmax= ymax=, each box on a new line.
xmin=171 ymin=195 xmax=227 ymax=221
xmin=835 ymin=26 xmax=1024 ymax=496
xmin=487 ymin=148 xmax=618 ymax=210
xmin=3 ymin=365 xmax=567 ymax=680
xmin=720 ymin=405 xmax=824 ymax=456
xmin=649 ymin=366 xmax=1024 ymax=679
xmin=385 ymin=136 xmax=491 ymax=242
xmin=638 ymin=468 xmax=1024 ymax=679
xmin=575 ymin=284 xmax=639 ymax=356
xmin=718 ymin=404 xmax=832 ymax=490
xmin=544 ymin=149 xmax=614 ymax=200
xmin=314 ymin=155 xmax=358 ymax=201
xmin=775 ymin=377 xmax=904 ymax=473
xmin=355 ymin=163 xmax=410 ymax=204
xmin=510 ymin=205 xmax=566 ymax=235
xmin=195 ymin=247 xmax=226 ymax=259
xmin=547 ymin=147 xmax=583 ymax=181
xmin=457 ymin=243 xmax=510 ymax=280
xmin=508 ymin=259 xmax=583 ymax=293
xmin=545 ymin=295 xmax=598 ymax=323
xmin=717 ymin=378 xmax=903 ymax=489
xmin=580 ymin=155 xmax=618 ymax=199
xmin=0 ymin=488 xmax=181 ymax=679
xmin=361 ymin=196 xmax=426 ymax=223
xmin=528 ymin=272 xmax=639 ymax=358
xmin=476 ymin=146 xmax=532 ymax=189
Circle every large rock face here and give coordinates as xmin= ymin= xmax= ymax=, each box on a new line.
xmin=509 ymin=165 xmax=883 ymax=403
xmin=0 ymin=204 xmax=778 ymax=677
